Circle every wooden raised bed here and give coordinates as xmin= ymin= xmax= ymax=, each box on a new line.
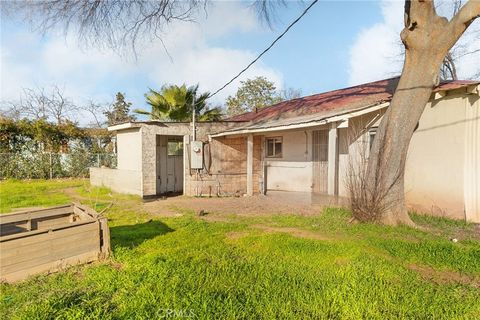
xmin=0 ymin=203 xmax=110 ymax=283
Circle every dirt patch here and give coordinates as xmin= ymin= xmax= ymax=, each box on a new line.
xmin=225 ymin=231 xmax=250 ymax=240
xmin=253 ymin=224 xmax=332 ymax=241
xmin=142 ymin=192 xmax=346 ymax=218
xmin=408 ymin=264 xmax=480 ymax=288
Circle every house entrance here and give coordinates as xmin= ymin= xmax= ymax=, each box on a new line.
xmin=312 ymin=130 xmax=329 ymax=194
xmin=156 ymin=135 xmax=184 ymax=195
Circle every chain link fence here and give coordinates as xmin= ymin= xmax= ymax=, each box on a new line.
xmin=0 ymin=152 xmax=117 ymax=179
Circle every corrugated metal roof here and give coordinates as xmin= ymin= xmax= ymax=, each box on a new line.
xmin=227 ymin=77 xmax=479 ymax=123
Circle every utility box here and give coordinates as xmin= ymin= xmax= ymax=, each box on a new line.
xmin=190 ymin=141 xmax=203 ymax=169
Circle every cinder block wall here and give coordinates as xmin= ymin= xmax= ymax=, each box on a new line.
xmin=184 ymin=135 xmax=263 ymax=196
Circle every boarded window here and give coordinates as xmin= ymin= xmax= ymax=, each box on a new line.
xmin=167 ymin=140 xmax=183 ymax=156
xmin=266 ymin=137 xmax=282 ymax=158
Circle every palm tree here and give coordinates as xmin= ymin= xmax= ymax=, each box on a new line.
xmin=135 ymin=84 xmax=223 ymax=121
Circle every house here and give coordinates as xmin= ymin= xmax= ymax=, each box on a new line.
xmin=90 ymin=77 xmax=480 ymax=222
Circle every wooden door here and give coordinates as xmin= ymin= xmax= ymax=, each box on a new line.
xmin=312 ymin=130 xmax=329 ymax=194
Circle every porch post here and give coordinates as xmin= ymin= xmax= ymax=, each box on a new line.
xmin=247 ymin=134 xmax=254 ymax=196
xmin=327 ymin=122 xmax=338 ymax=195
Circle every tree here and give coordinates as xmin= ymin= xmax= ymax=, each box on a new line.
xmin=4 ymin=1 xmax=206 ymax=54
xmin=226 ymin=76 xmax=283 ymax=116
xmin=278 ymin=87 xmax=303 ymax=101
xmin=136 ymin=84 xmax=222 ymax=121
xmin=104 ymin=92 xmax=136 ymax=126
xmin=2 ymin=86 xmax=77 ymax=125
xmin=356 ymin=0 xmax=480 ymax=225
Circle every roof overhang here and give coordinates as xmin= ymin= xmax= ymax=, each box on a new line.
xmin=107 ymin=122 xmax=142 ymax=132
xmin=210 ymin=102 xmax=389 ymax=138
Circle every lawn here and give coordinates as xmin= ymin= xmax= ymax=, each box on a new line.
xmin=0 ymin=179 xmax=479 ymax=319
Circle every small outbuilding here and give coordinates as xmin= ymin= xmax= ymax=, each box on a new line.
xmin=90 ymin=77 xmax=480 ymax=222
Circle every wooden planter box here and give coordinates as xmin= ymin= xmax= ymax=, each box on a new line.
xmin=0 ymin=203 xmax=110 ymax=283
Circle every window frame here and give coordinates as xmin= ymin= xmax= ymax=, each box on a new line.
xmin=167 ymin=139 xmax=184 ymax=156
xmin=265 ymin=136 xmax=283 ymax=158
xmin=368 ymin=128 xmax=377 ymax=151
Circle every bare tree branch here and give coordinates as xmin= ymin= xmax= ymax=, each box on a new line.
xmin=4 ymin=0 xmax=207 ymax=54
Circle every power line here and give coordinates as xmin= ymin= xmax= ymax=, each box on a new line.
xmin=208 ymin=0 xmax=319 ymax=99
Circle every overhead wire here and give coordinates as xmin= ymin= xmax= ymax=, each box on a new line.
xmin=207 ymin=0 xmax=319 ymax=99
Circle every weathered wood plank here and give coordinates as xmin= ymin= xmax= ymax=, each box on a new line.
xmin=0 ymin=221 xmax=98 ymax=247
xmin=1 ymin=231 xmax=99 ymax=262
xmin=1 ymin=240 xmax=100 ymax=274
xmin=0 ymin=203 xmax=110 ymax=283
xmin=98 ymin=217 xmax=111 ymax=257
xmin=0 ymin=251 xmax=99 ymax=283
xmin=0 ymin=205 xmax=73 ymax=225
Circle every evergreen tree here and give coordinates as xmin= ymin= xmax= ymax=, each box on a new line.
xmin=104 ymin=92 xmax=136 ymax=126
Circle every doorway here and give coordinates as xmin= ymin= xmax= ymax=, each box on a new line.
xmin=312 ymin=130 xmax=329 ymax=194
xmin=156 ymin=135 xmax=184 ymax=195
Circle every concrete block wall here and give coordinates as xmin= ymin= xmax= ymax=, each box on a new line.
xmin=139 ymin=121 xmax=244 ymax=197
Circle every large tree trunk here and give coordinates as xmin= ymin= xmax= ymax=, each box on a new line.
xmin=359 ymin=0 xmax=480 ymax=226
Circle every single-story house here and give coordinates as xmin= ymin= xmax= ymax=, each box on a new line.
xmin=90 ymin=77 xmax=480 ymax=222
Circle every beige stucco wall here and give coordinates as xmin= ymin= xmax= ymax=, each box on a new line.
xmin=117 ymin=128 xmax=142 ymax=171
xmin=89 ymin=167 xmax=142 ymax=196
xmin=464 ymin=94 xmax=480 ymax=223
xmin=405 ymin=94 xmax=468 ymax=219
xmin=336 ymin=89 xmax=479 ymax=221
xmin=264 ymin=129 xmax=314 ymax=192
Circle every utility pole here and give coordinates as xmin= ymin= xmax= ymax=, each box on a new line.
xmin=192 ymin=95 xmax=196 ymax=141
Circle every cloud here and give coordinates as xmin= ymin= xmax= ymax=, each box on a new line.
xmin=0 ymin=1 xmax=283 ymax=124
xmin=348 ymin=0 xmax=480 ymax=86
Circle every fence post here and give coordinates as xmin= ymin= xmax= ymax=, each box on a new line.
xmin=49 ymin=152 xmax=53 ymax=179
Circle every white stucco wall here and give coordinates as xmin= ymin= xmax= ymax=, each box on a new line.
xmin=264 ymin=130 xmax=313 ymax=192
xmin=117 ymin=128 xmax=142 ymax=171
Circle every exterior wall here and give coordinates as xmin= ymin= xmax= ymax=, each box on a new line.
xmin=89 ymin=167 xmax=142 ymax=196
xmin=464 ymin=94 xmax=480 ymax=223
xmin=404 ymin=93 xmax=472 ymax=220
xmin=117 ymin=128 xmax=142 ymax=171
xmin=335 ymin=90 xmax=479 ymax=222
xmin=337 ymin=112 xmax=384 ymax=198
xmin=141 ymin=122 xmax=242 ymax=197
xmin=140 ymin=123 xmax=191 ymax=196
xmin=264 ymin=130 xmax=313 ymax=192
xmin=184 ymin=135 xmax=262 ymax=196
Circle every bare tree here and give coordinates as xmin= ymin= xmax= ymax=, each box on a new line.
xmin=3 ymin=86 xmax=77 ymax=124
xmin=82 ymin=101 xmax=109 ymax=128
xmin=4 ymin=0 xmax=207 ymax=54
xmin=438 ymin=0 xmax=480 ymax=80
xmin=362 ymin=0 xmax=480 ymax=225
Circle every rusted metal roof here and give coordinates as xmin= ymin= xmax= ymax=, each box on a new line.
xmin=227 ymin=77 xmax=479 ymax=123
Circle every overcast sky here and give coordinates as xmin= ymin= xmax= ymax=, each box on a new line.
xmin=1 ymin=0 xmax=479 ymax=125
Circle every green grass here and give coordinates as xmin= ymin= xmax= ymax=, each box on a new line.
xmin=1 ymin=180 xmax=479 ymax=319
xmin=0 ymin=179 xmax=85 ymax=213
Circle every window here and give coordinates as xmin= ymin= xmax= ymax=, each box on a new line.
xmin=368 ymin=128 xmax=377 ymax=151
xmin=266 ymin=137 xmax=282 ymax=158
xmin=167 ymin=140 xmax=183 ymax=156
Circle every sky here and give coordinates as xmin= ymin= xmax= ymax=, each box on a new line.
xmin=1 ymin=0 xmax=479 ymax=125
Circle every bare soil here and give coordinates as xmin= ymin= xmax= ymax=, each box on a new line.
xmin=408 ymin=264 xmax=480 ymax=288
xmin=143 ymin=191 xmax=347 ymax=217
